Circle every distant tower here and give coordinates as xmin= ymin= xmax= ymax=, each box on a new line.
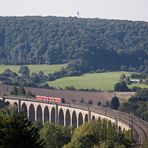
xmin=77 ymin=11 xmax=80 ymax=18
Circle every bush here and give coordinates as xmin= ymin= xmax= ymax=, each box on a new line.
xmin=65 ymin=86 xmax=76 ymax=90
xmin=62 ymin=98 xmax=66 ymax=103
xmin=88 ymin=100 xmax=93 ymax=105
xmin=97 ymin=101 xmax=101 ymax=106
xmin=80 ymin=98 xmax=84 ymax=103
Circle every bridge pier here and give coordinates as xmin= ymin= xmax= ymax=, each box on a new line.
xmin=18 ymin=99 xmax=21 ymax=113
xmin=42 ymin=110 xmax=44 ymax=124
xmin=56 ymin=104 xmax=58 ymax=124
xmin=27 ymin=109 xmax=29 ymax=119
xmin=88 ymin=110 xmax=91 ymax=122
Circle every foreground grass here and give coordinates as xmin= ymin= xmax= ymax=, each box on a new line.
xmin=0 ymin=64 xmax=67 ymax=74
xmin=48 ymin=71 xmax=131 ymax=91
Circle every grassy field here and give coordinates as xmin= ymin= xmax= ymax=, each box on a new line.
xmin=0 ymin=64 xmax=67 ymax=74
xmin=48 ymin=72 xmax=132 ymax=91
xmin=128 ymin=83 xmax=148 ymax=89
xmin=0 ymin=64 xmax=147 ymax=91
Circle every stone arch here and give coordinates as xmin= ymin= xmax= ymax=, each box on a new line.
xmin=22 ymin=103 xmax=27 ymax=115
xmin=65 ymin=109 xmax=71 ymax=126
xmin=92 ymin=115 xmax=95 ymax=121
xmin=85 ymin=114 xmax=88 ymax=122
xmin=5 ymin=101 xmax=10 ymax=106
xmin=37 ymin=105 xmax=42 ymax=121
xmin=44 ymin=106 xmax=49 ymax=122
xmin=13 ymin=102 xmax=18 ymax=107
xmin=72 ymin=111 xmax=77 ymax=128
xmin=59 ymin=108 xmax=64 ymax=125
xmin=29 ymin=104 xmax=35 ymax=121
xmin=51 ymin=107 xmax=56 ymax=123
xmin=13 ymin=102 xmax=18 ymax=112
xmin=78 ymin=112 xmax=83 ymax=127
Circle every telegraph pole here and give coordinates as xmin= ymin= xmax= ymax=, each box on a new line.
xmin=77 ymin=11 xmax=80 ymax=18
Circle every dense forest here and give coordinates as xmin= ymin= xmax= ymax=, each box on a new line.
xmin=0 ymin=16 xmax=148 ymax=73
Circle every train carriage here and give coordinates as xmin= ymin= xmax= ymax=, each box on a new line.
xmin=35 ymin=95 xmax=62 ymax=103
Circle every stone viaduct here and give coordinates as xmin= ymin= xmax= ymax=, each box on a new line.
xmin=1 ymin=96 xmax=129 ymax=131
xmin=2 ymin=95 xmax=148 ymax=147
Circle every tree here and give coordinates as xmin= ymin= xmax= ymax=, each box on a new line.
xmin=0 ymin=100 xmax=5 ymax=108
xmin=31 ymin=72 xmax=40 ymax=83
xmin=104 ymin=100 xmax=110 ymax=107
xmin=64 ymin=119 xmax=131 ymax=148
xmin=135 ymin=88 xmax=148 ymax=97
xmin=65 ymin=122 xmax=98 ymax=148
xmin=34 ymin=120 xmax=43 ymax=130
xmin=97 ymin=101 xmax=101 ymax=106
xmin=38 ymin=83 xmax=49 ymax=88
xmin=114 ymin=81 xmax=129 ymax=92
xmin=40 ymin=122 xmax=71 ymax=148
xmin=88 ymin=100 xmax=93 ymax=105
xmin=142 ymin=138 xmax=148 ymax=148
xmin=26 ymin=90 xmax=35 ymax=97
xmin=126 ymin=76 xmax=131 ymax=85
xmin=80 ymin=98 xmax=84 ymax=103
xmin=18 ymin=65 xmax=30 ymax=77
xmin=120 ymin=74 xmax=126 ymax=81
xmin=145 ymin=76 xmax=148 ymax=85
xmin=2 ymin=69 xmax=17 ymax=77
xmin=11 ymin=86 xmax=18 ymax=95
xmin=120 ymin=65 xmax=127 ymax=71
xmin=61 ymin=98 xmax=66 ymax=103
xmin=110 ymin=95 xmax=120 ymax=110
xmin=18 ymin=86 xmax=26 ymax=95
xmin=114 ymin=83 xmax=121 ymax=91
xmin=120 ymin=81 xmax=129 ymax=91
xmin=0 ymin=110 xmax=43 ymax=148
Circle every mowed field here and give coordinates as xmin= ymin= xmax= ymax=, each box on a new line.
xmin=128 ymin=83 xmax=148 ymax=89
xmin=48 ymin=72 xmax=132 ymax=91
xmin=0 ymin=64 xmax=66 ymax=74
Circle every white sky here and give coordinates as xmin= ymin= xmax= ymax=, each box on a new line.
xmin=0 ymin=0 xmax=148 ymax=21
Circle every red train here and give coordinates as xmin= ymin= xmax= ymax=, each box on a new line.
xmin=35 ymin=95 xmax=62 ymax=103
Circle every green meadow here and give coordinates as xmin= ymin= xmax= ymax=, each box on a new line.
xmin=48 ymin=72 xmax=132 ymax=91
xmin=0 ymin=64 xmax=67 ymax=74
xmin=0 ymin=64 xmax=147 ymax=91
xmin=128 ymin=83 xmax=148 ymax=89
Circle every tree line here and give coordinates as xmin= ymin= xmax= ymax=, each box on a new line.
xmin=120 ymin=88 xmax=148 ymax=122
xmin=0 ymin=16 xmax=148 ymax=74
xmin=114 ymin=73 xmax=148 ymax=92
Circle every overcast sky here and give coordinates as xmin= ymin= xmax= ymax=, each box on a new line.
xmin=0 ymin=0 xmax=148 ymax=22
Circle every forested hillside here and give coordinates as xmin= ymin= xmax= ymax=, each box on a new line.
xmin=0 ymin=16 xmax=148 ymax=72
